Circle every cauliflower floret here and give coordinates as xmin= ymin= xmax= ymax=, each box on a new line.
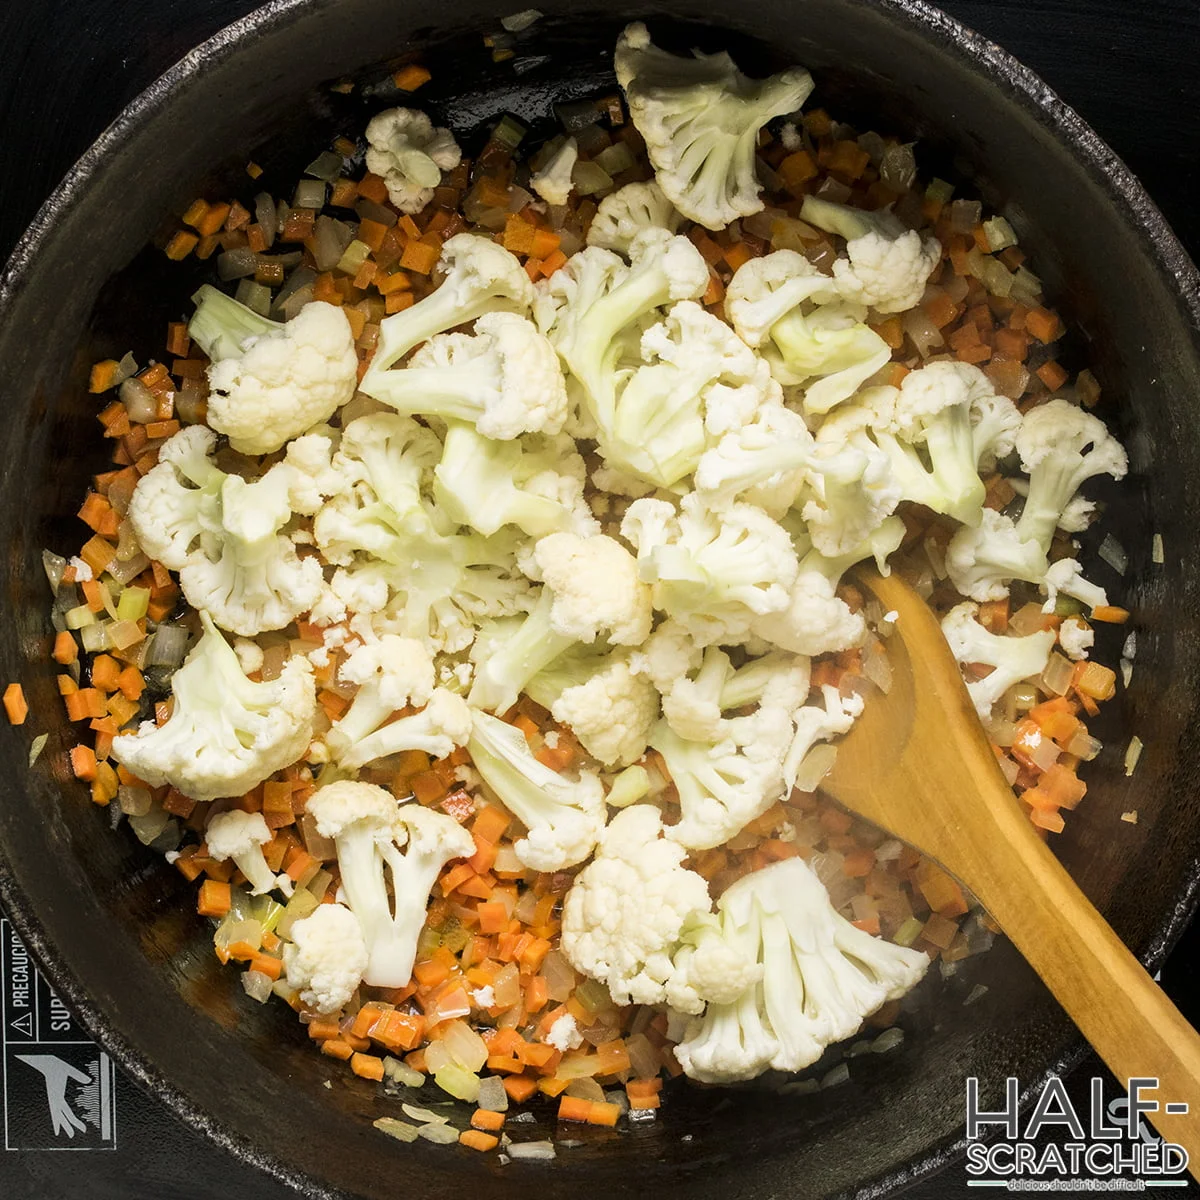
xmin=127 ymin=426 xmax=323 ymax=636
xmin=433 ymin=425 xmax=596 ymax=539
xmin=628 ymin=619 xmax=703 ymax=692
xmin=672 ymin=858 xmax=929 ymax=1083
xmin=615 ymin=23 xmax=813 ymax=230
xmin=752 ymin=519 xmax=905 ymax=657
xmin=526 ymin=648 xmax=660 ymax=767
xmin=361 ymin=311 xmax=567 ymax=438
xmin=621 ymin=493 xmax=798 ymax=646
xmin=306 ymin=782 xmax=474 ymax=987
xmin=283 ymin=903 xmax=369 ymax=1015
xmin=802 ymin=400 xmax=902 ymax=557
xmin=562 ymin=805 xmax=754 ymax=1013
xmin=944 ymin=508 xmax=1048 ymax=603
xmin=365 ymin=107 xmax=462 ymax=213
xmin=666 ymin=910 xmax=764 ymax=1015
xmin=530 ymin=137 xmax=579 ymax=206
xmin=724 ymin=250 xmax=841 ymax=348
xmin=468 ymin=532 xmax=652 ymax=715
xmin=187 ymin=282 xmax=277 ymax=362
xmin=196 ymin=292 xmax=358 ymax=455
xmin=362 ymin=234 xmax=533 ymax=388
xmin=111 ymin=612 xmax=315 ymax=802
xmin=467 ymin=710 xmax=606 ymax=870
xmin=1014 ymin=397 xmax=1128 ymax=551
xmin=204 ymin=809 xmax=290 ymax=897
xmin=586 ymin=180 xmax=682 ymax=255
xmin=1058 ymin=615 xmax=1094 ymax=661
xmin=534 ymin=229 xmax=708 ymax=443
xmin=941 ymin=601 xmax=1056 ymax=718
xmin=1040 ymin=557 xmax=1109 ymax=616
xmin=782 ymin=684 xmax=864 ymax=791
xmin=800 ymin=194 xmax=941 ymax=313
xmin=604 ymin=300 xmax=780 ymax=488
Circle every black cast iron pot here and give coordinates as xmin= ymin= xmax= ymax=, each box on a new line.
xmin=2 ymin=1 xmax=1199 ymax=1196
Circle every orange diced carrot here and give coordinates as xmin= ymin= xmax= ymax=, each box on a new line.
xmin=1035 ymin=360 xmax=1069 ymax=392
xmin=702 ymin=270 xmax=724 ymax=307
xmin=1090 ymin=606 xmax=1130 ymax=624
xmin=196 ymin=202 xmax=232 ymax=237
xmin=541 ymin=248 xmax=568 ymax=277
xmin=400 ymin=240 xmax=440 ymax=275
xmin=393 ymin=64 xmax=431 ymax=91
xmin=477 ymin=901 xmax=509 ymax=935
xmin=70 ymin=745 xmax=97 ymax=780
xmin=558 ymin=1095 xmax=594 ymax=1123
xmin=165 ymin=231 xmax=199 ymax=260
xmin=778 ymin=150 xmax=818 ymax=196
xmin=3 ymin=683 xmax=28 ymax=726
xmin=249 ymin=953 xmax=283 ymax=981
xmin=385 ymin=291 xmax=415 ymax=314
xmin=1025 ymin=306 xmax=1062 ymax=344
xmin=88 ymin=360 xmax=120 ymax=393
xmin=587 ymin=1101 xmax=622 ymax=1127
xmin=320 ymin=1039 xmax=355 ymax=1061
xmin=472 ymin=806 xmax=511 ymax=843
xmin=53 ymin=631 xmax=78 ymax=665
xmin=502 ymin=1075 xmax=538 ymax=1103
xmin=1030 ymin=806 xmax=1065 ymax=834
xmin=471 ymin=1108 xmax=505 ymax=1131
xmin=350 ymin=1052 xmax=385 ymax=1081
xmin=459 ymin=1130 xmax=499 ymax=1152
xmin=197 ymin=880 xmax=231 ymax=918
xmin=722 ymin=242 xmax=754 ymax=272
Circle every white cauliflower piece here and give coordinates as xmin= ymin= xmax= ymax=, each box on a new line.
xmin=283 ymin=903 xmax=369 ymax=1014
xmin=204 ymin=809 xmax=290 ymax=897
xmin=615 ymin=23 xmax=813 ymax=230
xmin=530 ymin=137 xmax=579 ymax=206
xmin=362 ymin=311 xmax=567 ymax=439
xmin=365 ymin=107 xmax=462 ymax=213
xmin=111 ymin=612 xmax=315 ymax=802
xmin=587 ymin=180 xmax=682 ymax=255
xmin=199 ymin=294 xmax=358 ymax=455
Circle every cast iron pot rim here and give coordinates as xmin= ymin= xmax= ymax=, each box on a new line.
xmin=2 ymin=1 xmax=1199 ymax=1196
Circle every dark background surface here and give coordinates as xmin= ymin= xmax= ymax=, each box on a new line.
xmin=0 ymin=1 xmax=1198 ymax=1197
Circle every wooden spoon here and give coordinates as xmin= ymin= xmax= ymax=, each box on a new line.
xmin=822 ymin=566 xmax=1200 ymax=1167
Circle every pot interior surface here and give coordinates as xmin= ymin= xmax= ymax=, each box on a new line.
xmin=2 ymin=3 xmax=1199 ymax=1198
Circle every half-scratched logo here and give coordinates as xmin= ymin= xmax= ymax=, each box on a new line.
xmin=1 ymin=919 xmax=116 ymax=1150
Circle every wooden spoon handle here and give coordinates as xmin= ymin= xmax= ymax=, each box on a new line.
xmin=969 ymin=770 xmax=1200 ymax=1165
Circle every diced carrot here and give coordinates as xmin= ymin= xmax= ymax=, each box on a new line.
xmin=978 ymin=598 xmax=1010 ymax=634
xmin=471 ymin=1108 xmax=505 ymax=1132
xmin=52 ymin=631 xmax=78 ymax=665
xmin=164 ymin=231 xmax=199 ymax=260
xmin=722 ymin=242 xmax=754 ymax=272
xmin=320 ymin=1038 xmax=355 ymax=1061
xmin=530 ymin=228 xmax=561 ymax=260
xmin=993 ymin=327 xmax=1029 ymax=361
xmin=307 ymin=1018 xmax=341 ymax=1041
xmin=393 ymin=64 xmax=431 ymax=91
xmin=411 ymin=770 xmax=448 ymax=805
xmin=702 ymin=270 xmax=724 ymax=307
xmin=3 ymin=683 xmax=28 ymax=726
xmin=88 ymin=360 xmax=120 ymax=393
xmin=540 ymin=248 xmax=568 ymax=277
xmin=778 ymin=150 xmax=818 ymax=196
xmin=1025 ymin=306 xmax=1062 ymax=344
xmin=329 ymin=177 xmax=359 ymax=208
xmin=524 ymin=975 xmax=549 ymax=1013
xmin=249 ymin=953 xmax=282 ymax=981
xmin=440 ymin=862 xmax=477 ymax=896
xmin=1035 ymin=360 xmax=1069 ymax=392
xmin=459 ymin=1130 xmax=499 ymax=1152
xmin=587 ymin=1101 xmax=622 ymax=1127
xmin=558 ymin=1095 xmax=594 ymax=1123
xmin=375 ymin=269 xmax=412 ymax=295
xmin=477 ymin=901 xmax=509 ymax=935
xmin=413 ymin=957 xmax=451 ymax=989
xmin=69 ymin=744 xmax=98 ymax=780
xmin=1090 ymin=606 xmax=1130 ymax=624
xmin=871 ymin=316 xmax=904 ymax=350
xmin=196 ymin=202 xmax=231 ymax=237
xmin=90 ymin=654 xmax=122 ymax=692
xmin=350 ymin=1052 xmax=385 ymax=1081
xmin=472 ymin=805 xmax=511 ymax=843
xmin=628 ymin=1092 xmax=661 ymax=1111
xmin=1072 ymin=660 xmax=1117 ymax=700
xmin=385 ymin=291 xmax=415 ymax=314
xmin=594 ymin=1039 xmax=631 ymax=1075
xmin=197 ymin=880 xmax=231 ymax=918
xmin=400 ymin=240 xmax=440 ymax=275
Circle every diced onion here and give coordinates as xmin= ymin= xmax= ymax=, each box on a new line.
xmin=1098 ymin=533 xmax=1128 ymax=576
xmin=880 ymin=142 xmax=917 ymax=191
xmin=217 ymin=247 xmax=261 ymax=281
xmin=1040 ymin=652 xmax=1074 ymax=697
xmin=254 ymin=192 xmax=278 ymax=247
xmin=1124 ymin=735 xmax=1144 ymax=777
xmin=507 ymin=1140 xmax=556 ymax=1161
xmin=118 ymin=786 xmax=153 ymax=817
xmin=146 ymin=623 xmax=190 ymax=668
xmin=821 ymin=1063 xmax=850 ymax=1089
xmin=374 ymin=1117 xmax=419 ymax=1143
xmin=312 ymin=216 xmax=354 ymax=272
xmin=128 ymin=806 xmax=170 ymax=846
xmin=565 ymin=1077 xmax=606 ymax=1103
xmin=234 ymin=280 xmax=272 ymax=316
xmin=293 ymin=180 xmax=327 ymax=210
xmin=502 ymin=8 xmax=542 ymax=31
xmin=434 ymin=1063 xmax=480 ymax=1103
xmin=572 ymin=160 xmax=613 ymax=197
xmin=241 ymin=970 xmax=274 ymax=1003
xmin=383 ymin=1057 xmax=426 ymax=1088
xmin=871 ymin=1028 xmax=905 ymax=1054
xmin=441 ymin=1019 xmax=488 ymax=1073
xmin=304 ymin=150 xmax=345 ymax=182
xmin=477 ymin=1075 xmax=509 ymax=1112
xmin=1152 ymin=533 xmax=1164 ymax=564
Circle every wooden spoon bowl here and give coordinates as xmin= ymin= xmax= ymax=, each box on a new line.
xmin=823 ymin=567 xmax=1200 ymax=1168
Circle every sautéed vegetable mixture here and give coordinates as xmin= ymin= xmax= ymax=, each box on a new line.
xmin=23 ymin=22 xmax=1132 ymax=1156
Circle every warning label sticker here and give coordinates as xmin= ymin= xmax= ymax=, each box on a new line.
xmin=1 ymin=919 xmax=116 ymax=1150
